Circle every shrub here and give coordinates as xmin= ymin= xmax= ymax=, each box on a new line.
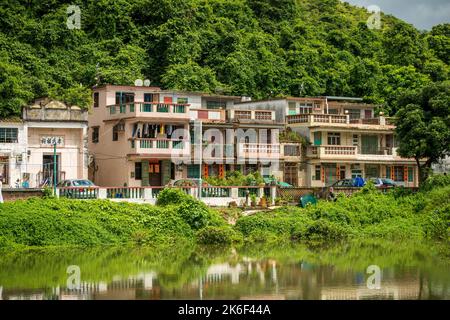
xmin=421 ymin=174 xmax=450 ymax=191
xmin=176 ymin=198 xmax=212 ymax=230
xmin=292 ymin=219 xmax=351 ymax=241
xmin=156 ymin=188 xmax=191 ymax=206
xmin=196 ymin=226 xmax=242 ymax=244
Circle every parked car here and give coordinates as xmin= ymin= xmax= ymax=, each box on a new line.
xmin=166 ymin=178 xmax=210 ymax=188
xmin=369 ymin=178 xmax=398 ymax=188
xmin=320 ymin=177 xmax=366 ymax=200
xmin=57 ymin=179 xmax=97 ymax=198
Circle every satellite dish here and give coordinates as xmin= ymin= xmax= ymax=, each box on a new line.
xmin=134 ymin=79 xmax=143 ymax=86
xmin=144 ymin=79 xmax=151 ymax=86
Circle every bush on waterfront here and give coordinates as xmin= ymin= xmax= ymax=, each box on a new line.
xmin=156 ymin=188 xmax=191 ymax=206
xmin=196 ymin=226 xmax=242 ymax=245
xmin=234 ymin=185 xmax=450 ymax=242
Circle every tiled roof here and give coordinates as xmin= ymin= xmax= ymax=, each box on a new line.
xmin=0 ymin=116 xmax=22 ymax=123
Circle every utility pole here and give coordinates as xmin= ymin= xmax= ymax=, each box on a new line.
xmin=198 ymin=120 xmax=202 ymax=200
xmin=53 ymin=142 xmax=57 ymax=196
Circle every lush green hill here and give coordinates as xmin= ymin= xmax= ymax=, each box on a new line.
xmin=0 ymin=0 xmax=448 ymax=117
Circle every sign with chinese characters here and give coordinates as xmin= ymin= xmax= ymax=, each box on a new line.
xmin=40 ymin=136 xmax=64 ymax=147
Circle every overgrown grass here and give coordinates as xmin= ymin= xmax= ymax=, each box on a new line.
xmin=235 ymin=184 xmax=450 ymax=243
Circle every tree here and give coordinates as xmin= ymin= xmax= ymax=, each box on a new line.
xmin=395 ymin=82 xmax=450 ymax=185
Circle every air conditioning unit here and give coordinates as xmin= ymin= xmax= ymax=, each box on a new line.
xmin=16 ymin=154 xmax=23 ymax=164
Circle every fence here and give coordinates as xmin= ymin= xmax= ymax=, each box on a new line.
xmin=57 ymin=185 xmax=277 ymax=207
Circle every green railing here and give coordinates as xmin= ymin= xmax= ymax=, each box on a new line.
xmin=59 ymin=187 xmax=98 ymax=199
xmin=119 ymin=105 xmax=126 ymax=113
xmin=238 ymin=187 xmax=259 ymax=197
xmin=141 ymin=103 xmax=152 ymax=112
xmin=173 ymin=105 xmax=186 ymax=113
xmin=201 ymin=187 xmax=231 ymax=198
xmin=107 ymin=187 xmax=144 ymax=199
xmin=157 ymin=104 xmax=169 ymax=113
xmin=140 ymin=140 xmax=152 ymax=149
xmin=156 ymin=140 xmax=169 ymax=149
xmin=129 ymin=103 xmax=135 ymax=112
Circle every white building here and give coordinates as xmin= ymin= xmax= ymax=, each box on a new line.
xmin=0 ymin=100 xmax=89 ymax=188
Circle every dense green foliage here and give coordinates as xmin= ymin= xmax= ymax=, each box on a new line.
xmin=0 ymin=0 xmax=448 ymax=117
xmin=235 ymin=184 xmax=450 ymax=243
xmin=395 ymin=82 xmax=450 ymax=183
xmin=205 ymin=170 xmax=265 ymax=186
xmin=0 ymin=194 xmax=228 ymax=248
xmin=0 ymin=183 xmax=449 ymax=248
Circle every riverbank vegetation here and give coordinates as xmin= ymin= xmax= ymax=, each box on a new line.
xmin=236 ymin=183 xmax=450 ymax=243
xmin=0 ymin=183 xmax=449 ymax=249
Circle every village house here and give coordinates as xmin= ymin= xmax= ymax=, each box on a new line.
xmin=0 ymin=99 xmax=88 ymax=188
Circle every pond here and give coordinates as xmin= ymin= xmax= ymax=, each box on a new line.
xmin=0 ymin=240 xmax=449 ymax=300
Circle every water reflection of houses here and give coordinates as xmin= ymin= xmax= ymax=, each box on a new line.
xmin=1 ymin=262 xmax=448 ymax=300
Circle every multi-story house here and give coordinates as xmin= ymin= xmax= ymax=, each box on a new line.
xmin=191 ymin=105 xmax=288 ymax=183
xmin=0 ymin=118 xmax=27 ymax=187
xmin=88 ymin=85 xmax=242 ymax=187
xmin=238 ymin=96 xmax=420 ymax=187
xmin=0 ymin=99 xmax=88 ymax=188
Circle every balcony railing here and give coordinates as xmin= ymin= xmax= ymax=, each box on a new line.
xmin=307 ymin=145 xmax=397 ymax=159
xmin=286 ymin=114 xmax=395 ymax=127
xmin=229 ymin=110 xmax=276 ymax=122
xmin=106 ymin=102 xmax=190 ymax=118
xmin=130 ymin=138 xmax=189 ymax=156
xmin=189 ymin=109 xmax=226 ymax=122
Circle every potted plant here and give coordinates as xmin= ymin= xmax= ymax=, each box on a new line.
xmin=259 ymin=195 xmax=267 ymax=208
xmin=275 ymin=197 xmax=281 ymax=206
xmin=250 ymin=194 xmax=257 ymax=207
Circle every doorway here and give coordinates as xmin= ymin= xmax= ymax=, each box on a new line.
xmin=148 ymin=161 xmax=162 ymax=186
xmin=42 ymin=154 xmax=60 ymax=186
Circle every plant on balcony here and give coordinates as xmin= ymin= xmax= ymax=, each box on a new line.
xmin=250 ymin=194 xmax=257 ymax=207
xmin=279 ymin=128 xmax=309 ymax=146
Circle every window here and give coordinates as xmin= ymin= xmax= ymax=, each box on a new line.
xmin=299 ymin=103 xmax=313 ymax=114
xmin=346 ymin=109 xmax=361 ymax=120
xmin=0 ymin=128 xmax=18 ymax=143
xmin=135 ymin=162 xmax=142 ymax=180
xmin=314 ymin=165 xmax=321 ymax=181
xmin=284 ymin=163 xmax=298 ymax=186
xmin=288 ymin=102 xmax=297 ymax=115
xmin=352 ymin=134 xmax=359 ymax=146
xmin=351 ymin=164 xmax=362 ymax=179
xmin=187 ymin=165 xmax=200 ymax=178
xmin=92 ymin=127 xmax=99 ymax=143
xmin=177 ymin=97 xmax=188 ymax=104
xmin=339 ymin=166 xmax=346 ymax=180
xmin=393 ymin=166 xmax=404 ymax=182
xmin=112 ymin=130 xmax=118 ymax=141
xmin=206 ymin=101 xmax=226 ymax=110
xmin=93 ymin=92 xmax=99 ymax=108
xmin=328 ymin=109 xmax=339 ymax=115
xmin=284 ymin=145 xmax=300 ymax=156
xmin=115 ymin=92 xmax=135 ymax=105
xmin=327 ymin=132 xmax=341 ymax=146
xmin=408 ymin=167 xmax=414 ymax=182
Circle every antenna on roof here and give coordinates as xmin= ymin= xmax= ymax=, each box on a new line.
xmin=134 ymin=79 xmax=143 ymax=86
xmin=144 ymin=79 xmax=151 ymax=87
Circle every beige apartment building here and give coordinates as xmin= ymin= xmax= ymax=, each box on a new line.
xmin=88 ymin=85 xmax=243 ymax=187
xmin=88 ymin=85 xmax=305 ymax=187
xmin=237 ymin=96 xmax=420 ymax=187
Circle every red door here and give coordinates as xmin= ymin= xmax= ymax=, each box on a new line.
xmin=163 ymin=97 xmax=173 ymax=104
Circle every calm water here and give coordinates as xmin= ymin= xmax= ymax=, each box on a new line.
xmin=0 ymin=240 xmax=449 ymax=300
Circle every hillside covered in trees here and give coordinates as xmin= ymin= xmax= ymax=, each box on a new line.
xmin=0 ymin=0 xmax=449 ymax=118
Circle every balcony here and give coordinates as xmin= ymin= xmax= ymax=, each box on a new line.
xmin=229 ymin=110 xmax=278 ymax=123
xmin=286 ymin=114 xmax=395 ymax=130
xmin=282 ymin=143 xmax=302 ymax=160
xmin=128 ymin=138 xmax=190 ymax=159
xmin=189 ymin=109 xmax=226 ymax=123
xmin=237 ymin=143 xmax=281 ymax=161
xmin=307 ymin=145 xmax=400 ymax=161
xmin=106 ymin=102 xmax=190 ymax=122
